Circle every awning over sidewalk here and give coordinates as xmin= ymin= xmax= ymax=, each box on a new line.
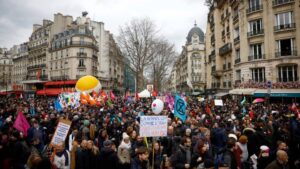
xmin=214 ymin=92 xmax=229 ymax=97
xmin=253 ymin=89 xmax=300 ymax=97
xmin=44 ymin=80 xmax=77 ymax=86
xmin=229 ymin=88 xmax=256 ymax=95
xmin=36 ymin=88 xmax=62 ymax=96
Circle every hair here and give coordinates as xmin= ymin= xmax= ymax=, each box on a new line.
xmin=136 ymin=146 xmax=149 ymax=155
xmin=239 ymin=135 xmax=248 ymax=144
xmin=227 ymin=137 xmax=236 ymax=149
xmin=180 ymin=136 xmax=191 ymax=145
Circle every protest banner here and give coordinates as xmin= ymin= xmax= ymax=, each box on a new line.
xmin=214 ymin=99 xmax=223 ymax=106
xmin=51 ymin=119 xmax=72 ymax=145
xmin=140 ymin=116 xmax=168 ymax=137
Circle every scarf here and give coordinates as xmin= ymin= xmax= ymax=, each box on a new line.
xmin=56 ymin=150 xmax=69 ymax=166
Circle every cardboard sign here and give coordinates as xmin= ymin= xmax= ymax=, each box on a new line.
xmin=51 ymin=119 xmax=71 ymax=145
xmin=214 ymin=99 xmax=223 ymax=106
xmin=140 ymin=116 xmax=168 ymax=137
xmin=147 ymin=85 xmax=154 ymax=93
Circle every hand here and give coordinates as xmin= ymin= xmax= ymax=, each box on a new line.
xmin=184 ymin=164 xmax=190 ymax=168
xmin=197 ymin=157 xmax=202 ymax=162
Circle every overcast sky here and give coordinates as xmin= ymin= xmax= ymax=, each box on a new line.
xmin=0 ymin=0 xmax=209 ymax=53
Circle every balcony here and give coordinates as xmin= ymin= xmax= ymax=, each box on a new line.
xmin=26 ymin=74 xmax=48 ymax=81
xmin=274 ymin=23 xmax=296 ymax=32
xmin=211 ymin=66 xmax=216 ymax=72
xmin=51 ymin=75 xmax=69 ymax=81
xmin=27 ymin=64 xmax=46 ymax=70
xmin=50 ymin=41 xmax=98 ymax=52
xmin=275 ymin=49 xmax=297 ymax=58
xmin=235 ymin=58 xmax=241 ymax=64
xmin=246 ymin=5 xmax=263 ymax=14
xmin=77 ymin=52 xmax=87 ymax=57
xmin=273 ymin=0 xmax=294 ymax=6
xmin=77 ymin=65 xmax=86 ymax=69
xmin=233 ymin=14 xmax=239 ymax=23
xmin=248 ymin=54 xmax=266 ymax=61
xmin=276 ymin=77 xmax=298 ymax=82
xmin=234 ymin=36 xmax=240 ymax=44
xmin=219 ymin=43 xmax=232 ymax=56
xmin=228 ymin=63 xmax=231 ymax=69
xmin=247 ymin=29 xmax=264 ymax=37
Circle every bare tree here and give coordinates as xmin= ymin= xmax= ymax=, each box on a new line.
xmin=150 ymin=39 xmax=176 ymax=91
xmin=204 ymin=0 xmax=214 ymax=7
xmin=117 ymin=18 xmax=157 ymax=92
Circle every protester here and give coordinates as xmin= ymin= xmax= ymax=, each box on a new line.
xmin=0 ymin=94 xmax=299 ymax=169
xmin=131 ymin=146 xmax=149 ymax=169
xmin=53 ymin=142 xmax=70 ymax=169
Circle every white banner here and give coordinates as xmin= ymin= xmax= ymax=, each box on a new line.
xmin=140 ymin=116 xmax=168 ymax=137
xmin=214 ymin=99 xmax=223 ymax=106
xmin=51 ymin=119 xmax=71 ymax=145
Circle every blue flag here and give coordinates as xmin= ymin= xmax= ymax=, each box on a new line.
xmin=174 ymin=95 xmax=187 ymax=122
xmin=54 ymin=99 xmax=63 ymax=112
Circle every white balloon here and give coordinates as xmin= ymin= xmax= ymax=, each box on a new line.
xmin=151 ymin=99 xmax=164 ymax=114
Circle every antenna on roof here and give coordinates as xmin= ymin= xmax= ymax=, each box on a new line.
xmin=194 ymin=20 xmax=197 ymax=27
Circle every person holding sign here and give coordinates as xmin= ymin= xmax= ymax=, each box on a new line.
xmin=53 ymin=142 xmax=70 ymax=169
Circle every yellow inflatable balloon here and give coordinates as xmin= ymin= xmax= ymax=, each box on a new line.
xmin=75 ymin=75 xmax=101 ymax=93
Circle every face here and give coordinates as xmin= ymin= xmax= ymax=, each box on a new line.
xmin=81 ymin=140 xmax=88 ymax=149
xmin=185 ymin=138 xmax=192 ymax=148
xmin=278 ymin=143 xmax=288 ymax=151
xmin=154 ymin=143 xmax=160 ymax=151
xmin=56 ymin=143 xmax=64 ymax=153
xmin=140 ymin=152 xmax=149 ymax=161
xmin=131 ymin=131 xmax=137 ymax=139
xmin=87 ymin=141 xmax=93 ymax=149
xmin=124 ymin=138 xmax=130 ymax=144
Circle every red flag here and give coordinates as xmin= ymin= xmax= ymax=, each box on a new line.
xmin=92 ymin=90 xmax=98 ymax=99
xmin=205 ymin=104 xmax=211 ymax=114
xmin=152 ymin=90 xmax=157 ymax=97
xmin=110 ymin=91 xmax=116 ymax=101
xmin=125 ymin=91 xmax=130 ymax=100
xmin=37 ymin=69 xmax=41 ymax=80
xmin=135 ymin=92 xmax=139 ymax=101
xmin=13 ymin=112 xmax=30 ymax=137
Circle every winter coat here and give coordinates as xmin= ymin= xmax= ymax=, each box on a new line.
xmin=53 ymin=150 xmax=70 ymax=169
xmin=99 ymin=147 xmax=119 ymax=169
xmin=131 ymin=156 xmax=148 ymax=169
xmin=170 ymin=145 xmax=192 ymax=169
xmin=118 ymin=141 xmax=131 ymax=164
xmin=265 ymin=160 xmax=290 ymax=169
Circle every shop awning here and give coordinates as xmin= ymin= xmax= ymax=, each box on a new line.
xmin=229 ymin=88 xmax=257 ymax=95
xmin=44 ymin=80 xmax=77 ymax=86
xmin=214 ymin=92 xmax=229 ymax=97
xmin=253 ymin=89 xmax=300 ymax=97
xmin=36 ymin=88 xmax=62 ymax=96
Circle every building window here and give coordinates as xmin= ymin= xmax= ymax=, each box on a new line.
xmin=248 ymin=19 xmax=263 ymax=35
xmin=249 ymin=43 xmax=263 ymax=60
xmin=79 ymin=48 xmax=84 ymax=53
xmin=248 ymin=0 xmax=261 ymax=9
xmin=79 ymin=59 xmax=85 ymax=67
xmin=276 ymin=38 xmax=295 ymax=57
xmin=235 ymin=49 xmax=240 ymax=59
xmin=275 ymin=12 xmax=294 ymax=30
xmin=79 ymin=28 xmax=85 ymax=34
xmin=278 ymin=65 xmax=298 ymax=82
xmin=80 ymin=37 xmax=84 ymax=45
xmin=251 ymin=68 xmax=265 ymax=82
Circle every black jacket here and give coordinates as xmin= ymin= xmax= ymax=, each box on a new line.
xmin=99 ymin=147 xmax=119 ymax=169
xmin=131 ymin=156 xmax=148 ymax=169
xmin=171 ymin=145 xmax=192 ymax=169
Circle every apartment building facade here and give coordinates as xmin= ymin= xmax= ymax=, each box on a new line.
xmin=206 ymin=0 xmax=300 ymax=94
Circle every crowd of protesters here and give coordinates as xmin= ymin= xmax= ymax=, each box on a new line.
xmin=235 ymin=80 xmax=300 ymax=89
xmin=0 ymin=94 xmax=300 ymax=169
